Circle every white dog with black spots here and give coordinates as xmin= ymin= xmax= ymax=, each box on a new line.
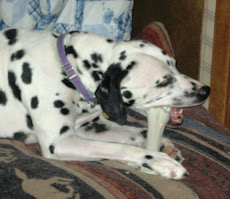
xmin=0 ymin=29 xmax=210 ymax=179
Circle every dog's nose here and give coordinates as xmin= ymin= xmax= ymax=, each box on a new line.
xmin=197 ymin=86 xmax=211 ymax=101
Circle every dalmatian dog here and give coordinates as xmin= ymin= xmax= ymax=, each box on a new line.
xmin=0 ymin=29 xmax=210 ymax=180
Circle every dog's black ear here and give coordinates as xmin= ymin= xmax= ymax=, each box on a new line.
xmin=95 ymin=63 xmax=128 ymax=125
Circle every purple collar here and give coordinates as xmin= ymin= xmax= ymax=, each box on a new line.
xmin=57 ymin=34 xmax=96 ymax=103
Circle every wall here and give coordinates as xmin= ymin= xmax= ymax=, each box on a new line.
xmin=199 ymin=0 xmax=216 ymax=108
xmin=132 ymin=0 xmax=204 ymax=80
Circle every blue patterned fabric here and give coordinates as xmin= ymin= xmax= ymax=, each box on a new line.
xmin=0 ymin=0 xmax=133 ymax=41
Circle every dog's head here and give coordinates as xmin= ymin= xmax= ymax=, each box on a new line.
xmin=95 ymin=41 xmax=210 ymax=125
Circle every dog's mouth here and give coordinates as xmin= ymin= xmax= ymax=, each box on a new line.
xmin=168 ymin=108 xmax=183 ymax=126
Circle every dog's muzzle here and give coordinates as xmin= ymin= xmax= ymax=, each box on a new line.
xmin=169 ymin=85 xmax=211 ymax=126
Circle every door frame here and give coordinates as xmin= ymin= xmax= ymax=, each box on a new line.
xmin=209 ymin=0 xmax=230 ymax=128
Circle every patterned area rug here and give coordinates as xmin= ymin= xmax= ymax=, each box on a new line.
xmin=0 ymin=117 xmax=229 ymax=199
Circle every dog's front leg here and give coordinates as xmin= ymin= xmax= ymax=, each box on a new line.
xmin=47 ymin=134 xmax=188 ymax=180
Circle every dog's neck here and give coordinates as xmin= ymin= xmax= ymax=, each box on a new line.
xmin=61 ymin=33 xmax=115 ymax=100
xmin=57 ymin=34 xmax=97 ymax=103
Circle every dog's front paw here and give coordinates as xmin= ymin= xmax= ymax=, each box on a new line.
xmin=142 ymin=152 xmax=188 ymax=180
xmin=160 ymin=138 xmax=184 ymax=163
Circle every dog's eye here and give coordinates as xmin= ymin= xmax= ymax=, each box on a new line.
xmin=157 ymin=77 xmax=173 ymax=87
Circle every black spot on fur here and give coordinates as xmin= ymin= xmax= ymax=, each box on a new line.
xmin=31 ymin=96 xmax=39 ymax=109
xmin=52 ymin=33 xmax=58 ymax=38
xmin=139 ymin=44 xmax=145 ymax=48
xmin=8 ymin=71 xmax=21 ymax=101
xmin=126 ymin=61 xmax=136 ymax=70
xmin=81 ymin=122 xmax=90 ymax=127
xmin=163 ymin=75 xmax=170 ymax=79
xmin=145 ymin=155 xmax=153 ymax=160
xmin=82 ymin=109 xmax=88 ymax=113
xmin=26 ymin=114 xmax=33 ymax=130
xmin=155 ymin=97 xmax=162 ymax=101
xmin=85 ymin=123 xmax=108 ymax=133
xmin=92 ymin=63 xmax=99 ymax=68
xmin=49 ymin=145 xmax=55 ymax=154
xmin=125 ymin=99 xmax=135 ymax=107
xmin=0 ymin=89 xmax=7 ymax=105
xmin=11 ymin=49 xmax=25 ymax=61
xmin=122 ymin=90 xmax=132 ymax=99
xmin=92 ymin=71 xmax=103 ymax=82
xmin=142 ymin=163 xmax=153 ymax=170
xmin=130 ymin=137 xmax=136 ymax=141
xmin=65 ymin=46 xmax=78 ymax=58
xmin=13 ymin=132 xmax=27 ymax=142
xmin=21 ymin=62 xmax=32 ymax=84
xmin=4 ymin=29 xmax=17 ymax=45
xmin=173 ymin=98 xmax=183 ymax=106
xmin=141 ymin=130 xmax=147 ymax=138
xmin=62 ymin=78 xmax=76 ymax=90
xmin=106 ymin=39 xmax=114 ymax=43
xmin=60 ymin=126 xmax=69 ymax=135
xmin=91 ymin=53 xmax=103 ymax=63
xmin=60 ymin=108 xmax=70 ymax=115
xmin=119 ymin=51 xmax=127 ymax=61
xmin=54 ymin=100 xmax=65 ymax=108
xmin=162 ymin=50 xmax=167 ymax=55
xmin=85 ymin=125 xmax=94 ymax=131
xmin=191 ymin=82 xmax=198 ymax=91
xmin=69 ymin=30 xmax=80 ymax=34
xmin=83 ymin=60 xmax=91 ymax=69
xmin=167 ymin=60 xmax=171 ymax=66
xmin=92 ymin=117 xmax=99 ymax=122
xmin=146 ymin=99 xmax=155 ymax=104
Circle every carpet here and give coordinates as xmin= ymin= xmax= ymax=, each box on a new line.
xmin=0 ymin=117 xmax=229 ymax=199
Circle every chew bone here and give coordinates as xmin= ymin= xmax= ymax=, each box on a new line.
xmin=141 ymin=106 xmax=171 ymax=174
